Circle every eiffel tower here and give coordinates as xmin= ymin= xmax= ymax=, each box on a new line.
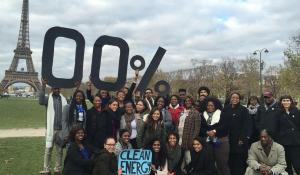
xmin=1 ymin=0 xmax=41 ymax=92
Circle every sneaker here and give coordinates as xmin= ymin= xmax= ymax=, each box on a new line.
xmin=39 ymin=170 xmax=51 ymax=175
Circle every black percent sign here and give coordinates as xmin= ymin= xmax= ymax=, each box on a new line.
xmin=42 ymin=26 xmax=170 ymax=95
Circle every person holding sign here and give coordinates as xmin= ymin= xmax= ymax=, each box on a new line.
xmin=120 ymin=101 xmax=144 ymax=149
xmin=62 ymin=126 xmax=93 ymax=175
xmin=92 ymin=137 xmax=121 ymax=175
xmin=141 ymin=108 xmax=166 ymax=148
xmin=115 ymin=129 xmax=133 ymax=156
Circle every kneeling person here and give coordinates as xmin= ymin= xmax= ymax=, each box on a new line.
xmin=245 ymin=129 xmax=287 ymax=175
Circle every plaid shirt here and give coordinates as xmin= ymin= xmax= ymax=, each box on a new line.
xmin=181 ymin=108 xmax=201 ymax=150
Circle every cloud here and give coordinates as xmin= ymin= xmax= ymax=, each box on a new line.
xmin=0 ymin=0 xmax=300 ymax=83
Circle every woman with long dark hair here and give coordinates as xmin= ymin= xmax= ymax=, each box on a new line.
xmin=63 ymin=126 xmax=93 ymax=175
xmin=94 ymin=99 xmax=119 ymax=150
xmin=146 ymin=139 xmax=168 ymax=175
xmin=185 ymin=137 xmax=217 ymax=175
xmin=135 ymin=99 xmax=149 ymax=122
xmin=200 ymin=96 xmax=230 ymax=175
xmin=166 ymin=132 xmax=183 ymax=175
xmin=154 ymin=96 xmax=173 ymax=133
xmin=140 ymin=107 xmax=166 ymax=148
xmin=276 ymin=95 xmax=300 ymax=174
xmin=69 ymin=90 xmax=88 ymax=129
xmin=223 ymin=92 xmax=251 ymax=175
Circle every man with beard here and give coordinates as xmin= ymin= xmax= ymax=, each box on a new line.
xmin=245 ymin=129 xmax=287 ymax=175
xmin=195 ymin=86 xmax=210 ymax=113
xmin=39 ymin=79 xmax=69 ymax=175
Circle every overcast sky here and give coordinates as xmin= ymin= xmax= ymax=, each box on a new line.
xmin=1 ymin=0 xmax=300 ymax=81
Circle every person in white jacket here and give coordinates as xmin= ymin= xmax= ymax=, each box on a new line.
xmin=39 ymin=79 xmax=69 ymax=175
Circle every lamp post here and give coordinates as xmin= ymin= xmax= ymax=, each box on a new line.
xmin=253 ymin=48 xmax=269 ymax=99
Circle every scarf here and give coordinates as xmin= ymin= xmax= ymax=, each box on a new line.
xmin=46 ymin=92 xmax=67 ymax=148
xmin=124 ymin=113 xmax=135 ymax=133
xmin=145 ymin=97 xmax=154 ymax=110
xmin=248 ymin=104 xmax=259 ymax=115
xmin=203 ymin=109 xmax=221 ymax=126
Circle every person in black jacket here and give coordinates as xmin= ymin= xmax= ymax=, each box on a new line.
xmin=93 ymin=99 xmax=119 ymax=151
xmin=63 ymin=126 xmax=93 ymax=175
xmin=86 ymin=95 xmax=102 ymax=152
xmin=92 ymin=137 xmax=121 ymax=175
xmin=86 ymin=80 xmax=111 ymax=109
xmin=185 ymin=137 xmax=217 ymax=175
xmin=68 ymin=90 xmax=88 ymax=129
xmin=200 ymin=96 xmax=230 ymax=175
xmin=247 ymin=96 xmax=260 ymax=144
xmin=276 ymin=95 xmax=300 ymax=174
xmin=256 ymin=91 xmax=280 ymax=138
xmin=223 ymin=92 xmax=251 ymax=175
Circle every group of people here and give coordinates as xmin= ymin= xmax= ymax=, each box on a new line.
xmin=38 ymin=76 xmax=300 ymax=175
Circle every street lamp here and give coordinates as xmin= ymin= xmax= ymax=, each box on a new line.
xmin=253 ymin=48 xmax=269 ymax=100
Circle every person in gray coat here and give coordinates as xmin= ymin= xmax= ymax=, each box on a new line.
xmin=245 ymin=129 xmax=287 ymax=175
xmin=120 ymin=101 xmax=144 ymax=148
xmin=154 ymin=96 xmax=173 ymax=133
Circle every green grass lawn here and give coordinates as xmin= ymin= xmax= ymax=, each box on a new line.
xmin=0 ymin=137 xmax=46 ymax=175
xmin=0 ymin=97 xmax=92 ymax=129
xmin=0 ymin=97 xmax=45 ymax=129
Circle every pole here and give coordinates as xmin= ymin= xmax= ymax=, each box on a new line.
xmin=259 ymin=51 xmax=262 ymax=97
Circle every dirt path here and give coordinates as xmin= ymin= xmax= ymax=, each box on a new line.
xmin=0 ymin=128 xmax=45 ymax=138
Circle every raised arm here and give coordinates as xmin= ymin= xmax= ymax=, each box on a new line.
xmin=39 ymin=79 xmax=48 ymax=106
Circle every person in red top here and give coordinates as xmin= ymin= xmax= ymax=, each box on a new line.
xmin=168 ymin=95 xmax=184 ymax=130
